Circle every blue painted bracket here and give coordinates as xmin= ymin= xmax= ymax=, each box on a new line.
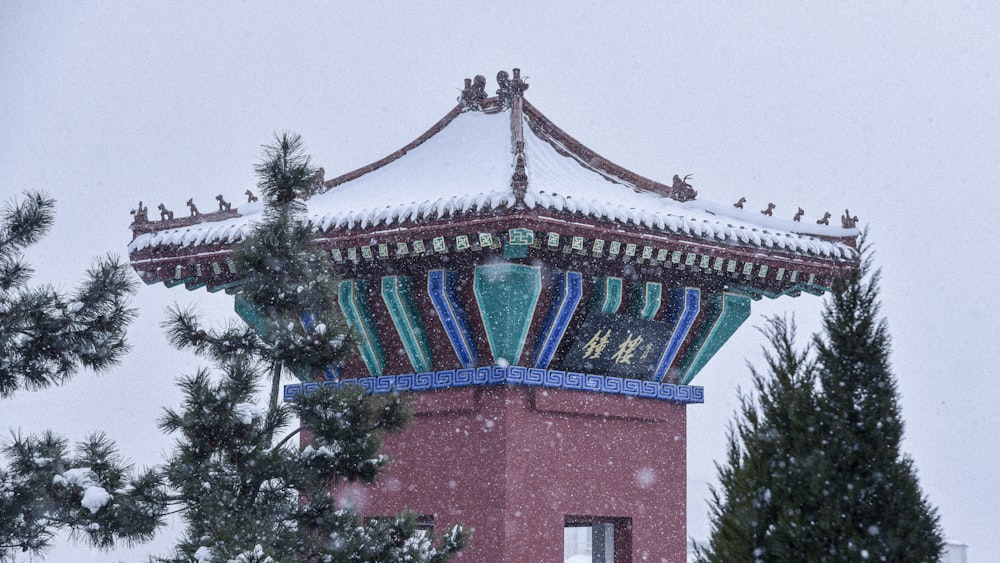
xmin=533 ymin=271 xmax=583 ymax=369
xmin=297 ymin=308 xmax=341 ymax=381
xmin=652 ymin=287 xmax=701 ymax=382
xmin=427 ymin=269 xmax=478 ymax=368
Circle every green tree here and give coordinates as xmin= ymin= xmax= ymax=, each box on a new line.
xmin=0 ymin=191 xmax=164 ymax=559
xmin=0 ymin=191 xmax=136 ymax=398
xmin=810 ymin=242 xmax=942 ymax=561
xmin=1 ymin=432 xmax=167 ymax=559
xmin=3 ymin=135 xmax=469 ymax=561
xmin=154 ymin=133 xmax=467 ymax=562
xmin=698 ymin=240 xmax=942 ymax=562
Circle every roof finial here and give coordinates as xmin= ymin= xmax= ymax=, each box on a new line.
xmin=497 ymin=68 xmax=528 ymax=110
xmin=459 ymin=75 xmax=488 ymax=111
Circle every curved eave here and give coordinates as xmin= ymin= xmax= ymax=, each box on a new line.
xmin=129 ymin=203 xmax=858 ymax=296
xmin=129 ymin=194 xmax=857 ymax=261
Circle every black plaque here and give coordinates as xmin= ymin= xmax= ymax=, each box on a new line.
xmin=559 ymin=314 xmax=673 ymax=379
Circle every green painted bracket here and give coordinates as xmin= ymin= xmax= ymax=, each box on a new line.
xmin=591 ymin=276 xmax=623 ymax=314
xmin=474 ymin=263 xmax=541 ymax=365
xmin=381 ymin=275 xmax=433 ymax=373
xmin=339 ymin=279 xmax=386 ymax=376
xmin=208 ymin=280 xmax=246 ymax=293
xmin=678 ymin=292 xmax=752 ymax=385
xmin=234 ymin=292 xmax=270 ymax=339
xmin=631 ymin=281 xmax=663 ymax=320
xmin=163 ymin=277 xmax=196 ymax=288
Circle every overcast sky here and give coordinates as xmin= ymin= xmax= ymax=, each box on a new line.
xmin=3 ymin=2 xmax=999 ymax=560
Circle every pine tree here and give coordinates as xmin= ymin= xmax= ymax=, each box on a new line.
xmin=810 ymin=240 xmax=942 ymax=561
xmin=153 ymin=133 xmax=468 ymax=561
xmin=698 ymin=239 xmax=943 ymax=562
xmin=697 ymin=317 xmax=827 ymax=562
xmin=233 ymin=132 xmax=351 ymax=415
xmin=0 ymin=432 xmax=167 ymax=559
xmin=0 ymin=191 xmax=136 ymax=398
xmin=0 ymin=191 xmax=165 ymax=559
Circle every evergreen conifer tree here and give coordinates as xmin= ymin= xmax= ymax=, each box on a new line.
xmin=1 ymin=191 xmax=166 ymax=559
xmin=0 ymin=191 xmax=136 ymax=398
xmin=809 ymin=241 xmax=942 ymax=561
xmin=154 ymin=133 xmax=467 ymax=561
xmin=1 ymin=432 xmax=168 ymax=559
xmin=697 ymin=239 xmax=942 ymax=562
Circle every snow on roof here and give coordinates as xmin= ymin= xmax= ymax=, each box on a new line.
xmin=128 ymin=97 xmax=858 ymax=260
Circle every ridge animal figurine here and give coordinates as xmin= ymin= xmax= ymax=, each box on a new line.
xmin=841 ymin=209 xmax=859 ymax=228
xmin=131 ymin=201 xmax=148 ymax=223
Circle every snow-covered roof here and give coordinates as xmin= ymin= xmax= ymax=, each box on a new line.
xmin=128 ymin=81 xmax=858 ymax=261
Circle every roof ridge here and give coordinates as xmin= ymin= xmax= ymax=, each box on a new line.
xmin=509 ymin=85 xmax=528 ymax=204
xmin=320 ymin=103 xmax=466 ymax=194
xmin=521 ymin=99 xmax=697 ymax=202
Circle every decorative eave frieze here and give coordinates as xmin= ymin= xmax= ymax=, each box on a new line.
xmin=130 ymin=206 xmax=854 ymax=299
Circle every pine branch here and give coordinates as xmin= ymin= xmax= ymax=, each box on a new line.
xmin=161 ymin=305 xmax=264 ymax=364
xmin=254 ymin=132 xmax=315 ymax=211
xmin=0 ymin=210 xmax=137 ymax=397
xmin=0 ymin=190 xmax=55 ymax=253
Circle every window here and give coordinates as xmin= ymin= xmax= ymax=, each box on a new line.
xmin=564 ymin=516 xmax=631 ymax=563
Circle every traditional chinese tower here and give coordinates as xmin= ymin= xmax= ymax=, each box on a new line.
xmin=128 ymin=70 xmax=859 ymax=562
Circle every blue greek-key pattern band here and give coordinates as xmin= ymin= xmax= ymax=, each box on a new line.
xmin=283 ymin=366 xmax=704 ymax=405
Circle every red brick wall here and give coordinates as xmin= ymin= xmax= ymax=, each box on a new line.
xmin=351 ymin=386 xmax=688 ymax=562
